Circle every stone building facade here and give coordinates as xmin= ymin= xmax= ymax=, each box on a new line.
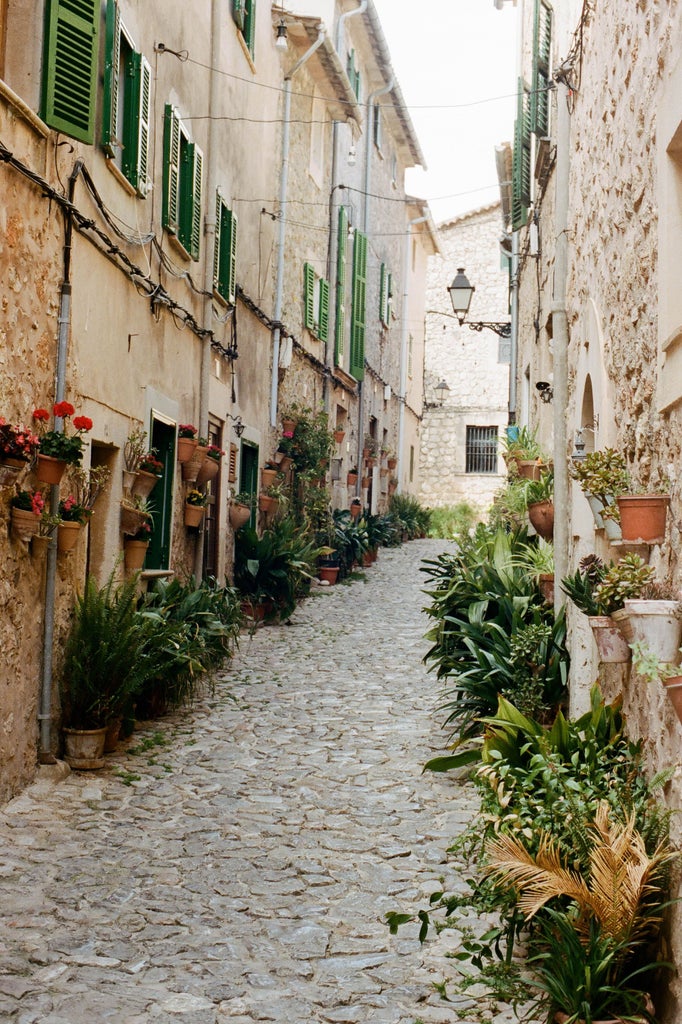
xmin=419 ymin=204 xmax=510 ymax=512
xmin=0 ymin=0 xmax=434 ymax=801
xmin=508 ymin=0 xmax=682 ymax=1014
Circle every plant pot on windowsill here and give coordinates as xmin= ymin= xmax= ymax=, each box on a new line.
xmin=616 ymin=494 xmax=670 ymax=544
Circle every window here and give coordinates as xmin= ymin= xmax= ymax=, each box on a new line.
xmin=202 ymin=418 xmax=223 ymax=580
xmin=379 ymin=263 xmax=392 ymax=326
xmin=214 ymin=193 xmax=237 ymax=304
xmin=102 ymin=1 xmax=151 ymax=195
xmin=531 ymin=0 xmax=552 ymax=137
xmin=390 ymin=153 xmax=398 ymax=188
xmin=303 ymin=263 xmax=330 ymax=342
xmin=373 ymin=103 xmax=382 ymax=151
xmin=346 ymin=49 xmax=360 ymax=101
xmin=335 ymin=205 xmax=348 ymax=366
xmin=232 ymin=0 xmax=256 ymax=58
xmin=42 ymin=0 xmax=100 ymax=143
xmin=163 ymin=105 xmax=203 ymax=260
xmin=145 ymin=417 xmax=176 ymax=570
xmin=350 ymin=229 xmax=367 ymax=381
xmin=466 ymin=426 xmax=499 ymax=474
xmin=512 ymin=79 xmax=531 ymax=230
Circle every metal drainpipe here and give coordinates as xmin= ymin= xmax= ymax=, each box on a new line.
xmin=270 ymin=28 xmax=326 ymax=427
xmin=194 ymin=0 xmax=221 ymax=581
xmin=39 ymin=159 xmax=83 ymax=762
xmin=552 ymin=82 xmax=570 ymax=609
xmin=396 ymin=215 xmax=427 ymax=493
xmin=508 ymin=230 xmax=519 ymax=424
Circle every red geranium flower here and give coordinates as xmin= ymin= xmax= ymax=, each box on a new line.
xmin=73 ymin=416 xmax=93 ymax=432
xmin=53 ymin=401 xmax=75 ymax=419
xmin=32 ymin=408 xmax=50 ymax=423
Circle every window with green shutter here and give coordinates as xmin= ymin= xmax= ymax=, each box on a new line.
xmin=350 ymin=230 xmax=367 ymax=381
xmin=303 ymin=263 xmax=330 ymax=341
xmin=102 ymin=1 xmax=151 ymax=196
xmin=531 ymin=0 xmax=552 ymax=136
xmin=233 ymin=0 xmax=256 ymax=57
xmin=214 ymin=193 xmax=238 ymax=304
xmin=163 ymin=105 xmax=203 ymax=260
xmin=346 ymin=49 xmax=361 ymax=101
xmin=511 ymin=80 xmax=531 ymax=231
xmin=379 ymin=263 xmax=392 ymax=327
xmin=335 ymin=205 xmax=348 ymax=366
xmin=42 ymin=0 xmax=99 ymax=144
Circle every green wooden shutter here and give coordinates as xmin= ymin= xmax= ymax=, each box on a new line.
xmin=318 ymin=279 xmax=329 ymax=343
xmin=213 ymin=192 xmax=223 ymax=295
xmin=43 ymin=0 xmax=99 ymax=144
xmin=511 ymin=80 xmax=531 ymax=230
xmin=335 ymin=205 xmax=348 ymax=365
xmin=532 ymin=0 xmax=552 ymax=136
xmin=303 ymin=262 xmax=315 ymax=331
xmin=102 ymin=0 xmax=120 ymax=155
xmin=135 ymin=56 xmax=152 ymax=196
xmin=379 ymin=263 xmax=388 ymax=325
xmin=350 ymin=230 xmax=367 ymax=381
xmin=243 ymin=0 xmax=256 ymax=56
xmin=227 ymin=210 xmax=237 ymax=303
xmin=232 ymin=0 xmax=245 ymax=31
xmin=163 ymin=104 xmax=181 ymax=233
xmin=215 ymin=198 xmax=237 ymax=304
xmin=190 ymin=144 xmax=203 ymax=261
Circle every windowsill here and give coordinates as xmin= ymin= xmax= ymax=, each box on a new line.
xmin=141 ymin=568 xmax=174 ymax=579
xmin=105 ymin=158 xmax=138 ymax=197
xmin=0 ymin=79 xmax=50 ymax=138
xmin=166 ymin=230 xmax=192 ymax=262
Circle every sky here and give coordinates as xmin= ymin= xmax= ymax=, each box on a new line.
xmin=371 ymin=0 xmax=518 ymax=224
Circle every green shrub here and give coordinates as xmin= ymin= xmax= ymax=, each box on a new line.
xmin=427 ymin=503 xmax=478 ymax=540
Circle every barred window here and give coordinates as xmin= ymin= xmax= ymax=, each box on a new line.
xmin=466 ymin=426 xmax=499 ymax=474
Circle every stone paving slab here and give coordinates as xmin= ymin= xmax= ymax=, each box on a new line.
xmin=0 ymin=541 xmax=524 ymax=1024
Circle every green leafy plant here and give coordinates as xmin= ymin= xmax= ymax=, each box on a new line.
xmin=525 ymin=470 xmax=553 ymax=505
xmin=500 ymin=425 xmax=546 ymax=463
xmin=571 ymin=448 xmax=629 ymax=522
xmin=33 ymin=402 xmax=92 ymax=465
xmin=123 ymin=427 xmax=148 ymax=472
xmin=234 ymin=517 xmax=320 ymax=618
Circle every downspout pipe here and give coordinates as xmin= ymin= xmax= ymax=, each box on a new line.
xmin=508 ymin=230 xmax=519 ymax=423
xmin=194 ymin=0 xmax=221 ymax=581
xmin=396 ymin=215 xmax=428 ymax=493
xmin=363 ymin=78 xmax=393 ymax=231
xmin=270 ymin=28 xmax=326 ymax=427
xmin=39 ymin=158 xmax=83 ymax=762
xmin=552 ymin=82 xmax=570 ymax=609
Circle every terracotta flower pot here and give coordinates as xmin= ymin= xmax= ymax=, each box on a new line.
xmin=11 ymin=507 xmax=41 ymax=542
xmin=261 ymin=467 xmax=278 ymax=489
xmin=35 ymin=453 xmax=67 ymax=485
xmin=31 ymin=534 xmax=51 ymax=558
xmin=195 ymin=457 xmax=220 ymax=486
xmin=347 ymin=472 xmax=358 ymax=487
xmin=589 ymin=615 xmax=631 ymax=664
xmin=181 ymin=445 xmax=208 ymax=482
xmin=124 ymin=539 xmax=149 ymax=570
xmin=0 ymin=458 xmax=26 ymax=487
xmin=616 ymin=494 xmax=670 ymax=543
xmin=318 ymin=565 xmax=339 ymax=584
xmin=131 ymin=470 xmax=160 ymax=500
xmin=334 ymin=430 xmax=345 ymax=444
xmin=662 ymin=675 xmax=682 ymax=725
xmin=258 ymin=494 xmax=278 ymax=514
xmin=350 ymin=503 xmax=362 ymax=520
xmin=387 ymin=457 xmax=397 ymax=470
xmin=184 ymin=503 xmax=205 ymax=528
xmin=538 ymin=573 xmax=554 ymax=604
xmin=518 ymin=460 xmax=546 ymax=481
xmin=528 ymin=499 xmax=554 ymax=540
xmin=361 ymin=476 xmax=371 ymax=488
xmin=177 ymin=436 xmax=198 ymax=464
xmin=57 ymin=521 xmax=81 ymax=553
xmin=282 ymin=418 xmax=296 ymax=434
xmin=229 ymin=502 xmax=251 ymax=530
xmin=120 ymin=503 xmax=149 ymax=536
xmin=63 ymin=727 xmax=107 ymax=770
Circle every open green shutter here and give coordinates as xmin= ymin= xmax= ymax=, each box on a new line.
xmin=136 ymin=56 xmax=151 ymax=195
xmin=532 ymin=0 xmax=552 ymax=136
xmin=215 ymin=199 xmax=238 ymax=304
xmin=213 ymin=192 xmax=223 ymax=294
xmin=243 ymin=0 xmax=256 ymax=56
xmin=190 ymin=144 xmax=203 ymax=261
xmin=350 ymin=230 xmax=367 ymax=381
xmin=511 ymin=80 xmax=531 ymax=230
xmin=379 ymin=263 xmax=388 ymax=325
xmin=43 ymin=0 xmax=99 ymax=144
xmin=102 ymin=0 xmax=120 ymax=155
xmin=225 ymin=208 xmax=237 ymax=303
xmin=318 ymin=279 xmax=329 ymax=343
xmin=232 ymin=0 xmax=245 ymax=30
xmin=335 ymin=205 xmax=347 ymax=365
xmin=303 ymin=263 xmax=315 ymax=331
xmin=163 ymin=105 xmax=181 ymax=233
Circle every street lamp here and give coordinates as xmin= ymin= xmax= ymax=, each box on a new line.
xmin=434 ymin=379 xmax=450 ymax=405
xmin=446 ymin=267 xmax=511 ymax=338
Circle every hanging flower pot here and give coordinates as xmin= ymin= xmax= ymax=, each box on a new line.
xmin=350 ymin=500 xmax=362 ymax=520
xmin=181 ymin=445 xmax=208 ymax=482
xmin=10 ymin=507 xmax=41 ymax=542
xmin=334 ymin=429 xmax=345 ymax=444
xmin=0 ymin=458 xmax=27 ymax=487
xmin=588 ymin=615 xmax=631 ymax=664
xmin=124 ymin=539 xmax=149 ymax=571
xmin=35 ymin=453 xmax=67 ymax=485
xmin=57 ymin=521 xmax=81 ymax=553
xmin=616 ymin=494 xmax=670 ymax=543
xmin=229 ymin=502 xmax=251 ymax=530
xmin=282 ymin=417 xmax=297 ymax=435
xmin=184 ymin=502 xmax=205 ymax=528
xmin=195 ymin=458 xmax=220 ymax=486
xmin=177 ymin=436 xmax=198 ymax=464
xmin=31 ymin=534 xmax=51 ymax=558
xmin=120 ymin=502 xmax=150 ymax=536
xmin=528 ymin=499 xmax=554 ymax=540
xmin=612 ymin=599 xmax=682 ymax=662
xmin=261 ymin=467 xmax=278 ymax=489
xmin=131 ymin=470 xmax=160 ymax=500
xmin=258 ymin=493 xmax=278 ymax=514
xmin=387 ymin=457 xmax=397 ymax=471
xmin=347 ymin=471 xmax=358 ymax=487
xmin=361 ymin=475 xmax=371 ymax=488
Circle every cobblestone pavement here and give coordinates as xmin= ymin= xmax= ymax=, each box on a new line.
xmin=0 ymin=540 xmax=517 ymax=1024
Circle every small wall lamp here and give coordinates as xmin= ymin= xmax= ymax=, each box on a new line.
xmin=275 ymin=20 xmax=288 ymax=50
xmin=535 ymin=381 xmax=553 ymax=404
xmin=226 ymin=413 xmax=245 ymax=438
xmin=434 ymin=379 xmax=450 ymax=405
xmin=446 ymin=267 xmax=511 ymax=338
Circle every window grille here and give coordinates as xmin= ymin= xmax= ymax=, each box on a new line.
xmin=465 ymin=426 xmax=499 ymax=474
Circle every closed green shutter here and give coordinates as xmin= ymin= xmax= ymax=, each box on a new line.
xmin=511 ymin=80 xmax=531 ymax=230
xmin=214 ymin=197 xmax=238 ymax=304
xmin=243 ymin=0 xmax=256 ymax=56
xmin=163 ymin=104 xmax=181 ymax=233
xmin=136 ymin=56 xmax=152 ymax=196
xmin=532 ymin=0 xmax=552 ymax=136
xmin=318 ymin=279 xmax=329 ymax=343
xmin=335 ymin=205 xmax=348 ymax=365
xmin=350 ymin=230 xmax=367 ymax=381
xmin=189 ymin=144 xmax=203 ymax=261
xmin=303 ymin=262 xmax=315 ymax=331
xmin=102 ymin=0 xmax=120 ymax=155
xmin=43 ymin=0 xmax=99 ymax=144
xmin=226 ymin=210 xmax=237 ymax=303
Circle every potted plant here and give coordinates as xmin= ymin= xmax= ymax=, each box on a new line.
xmin=229 ymin=491 xmax=253 ymax=530
xmin=631 ymin=640 xmax=682 ymax=726
xmin=347 ymin=467 xmax=359 ymax=487
xmin=613 ymin=580 xmax=682 ymax=662
xmin=0 ymin=418 xmax=39 ymax=484
xmin=501 ymin=425 xmax=548 ymax=480
xmin=571 ymin=448 xmax=629 ymax=539
xmin=334 ymin=426 xmax=346 ymax=444
xmin=123 ymin=427 xmax=147 ymax=493
xmin=177 ymin=423 xmax=198 ymax=464
xmin=132 ymin=450 xmax=163 ymax=498
xmin=32 ymin=403 xmax=93 ymax=484
xmin=561 ymin=554 xmax=655 ymax=663
xmin=57 ymin=494 xmax=89 ymax=552
xmin=617 ymin=487 xmax=671 ymax=544
xmin=386 ymin=451 xmax=397 ymax=471
xmin=363 ymin=434 xmax=379 ymax=465
xmin=349 ymin=497 xmax=362 ymax=521
xmin=258 ymin=485 xmax=280 ymax=515
xmin=184 ymin=488 xmax=207 ymax=527
xmin=512 ymin=537 xmax=555 ymax=604
xmin=9 ymin=487 xmax=45 ymax=542
xmin=526 ymin=470 xmax=554 ymax=540
xmin=261 ymin=462 xmax=280 ymax=490
xmin=181 ymin=431 xmax=208 ymax=482
xmin=124 ymin=518 xmax=152 ymax=570
xmin=120 ymin=494 xmax=152 ymax=537
xmin=196 ymin=443 xmax=224 ymax=486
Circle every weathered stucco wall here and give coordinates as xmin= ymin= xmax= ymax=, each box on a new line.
xmin=419 ymin=205 xmax=510 ymax=512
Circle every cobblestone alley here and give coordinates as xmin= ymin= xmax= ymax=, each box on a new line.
xmin=0 ymin=540 xmax=502 ymax=1024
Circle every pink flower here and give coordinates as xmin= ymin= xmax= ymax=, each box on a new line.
xmin=30 ymin=492 xmax=45 ymax=515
